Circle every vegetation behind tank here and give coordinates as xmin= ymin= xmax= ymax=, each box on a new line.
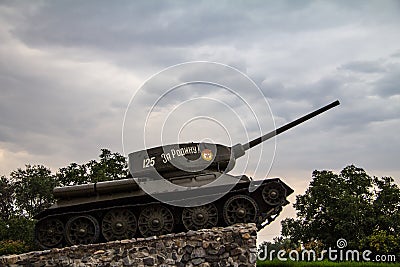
xmin=0 ymin=149 xmax=128 ymax=254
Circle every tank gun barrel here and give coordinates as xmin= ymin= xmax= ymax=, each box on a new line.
xmin=233 ymin=100 xmax=340 ymax=158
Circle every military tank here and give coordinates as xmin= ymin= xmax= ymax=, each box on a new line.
xmin=34 ymin=100 xmax=340 ymax=248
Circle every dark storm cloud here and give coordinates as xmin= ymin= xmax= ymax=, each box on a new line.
xmin=10 ymin=1 xmax=400 ymax=64
xmin=0 ymin=65 xmax=121 ymax=154
xmin=338 ymin=54 xmax=400 ymax=98
xmin=339 ymin=60 xmax=387 ymax=73
xmin=280 ymin=84 xmax=398 ymax=135
xmin=391 ymin=50 xmax=400 ymax=57
xmin=11 ymin=1 xmax=249 ymax=49
xmin=0 ymin=30 xmax=132 ymax=160
xmin=373 ymin=67 xmax=400 ymax=97
xmin=261 ymin=76 xmax=341 ymax=103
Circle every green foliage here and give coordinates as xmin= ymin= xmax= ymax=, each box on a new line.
xmin=87 ymin=149 xmax=129 ymax=182
xmin=57 ymin=162 xmax=89 ymax=186
xmin=360 ymin=229 xmax=399 ymax=255
xmin=0 ymin=240 xmax=29 ymax=255
xmin=4 ymin=216 xmax=36 ymax=246
xmin=57 ymin=149 xmax=128 ymax=185
xmin=281 ymin=165 xmax=400 ymax=256
xmin=0 ymin=216 xmax=36 ymax=255
xmin=11 ymin=165 xmax=57 ymax=218
xmin=0 ymin=176 xmax=14 ymax=220
xmin=0 ymin=148 xmax=128 ymax=255
xmin=1 ymin=165 xmax=57 ymax=254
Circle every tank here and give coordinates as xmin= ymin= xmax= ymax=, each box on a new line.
xmin=34 ymin=100 xmax=340 ymax=248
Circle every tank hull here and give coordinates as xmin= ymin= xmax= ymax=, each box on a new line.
xmin=34 ymin=175 xmax=293 ymax=249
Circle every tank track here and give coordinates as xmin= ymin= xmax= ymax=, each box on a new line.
xmin=35 ymin=178 xmax=292 ymax=249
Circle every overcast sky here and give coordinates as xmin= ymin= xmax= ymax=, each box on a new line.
xmin=1 ymin=1 xmax=399 ymax=242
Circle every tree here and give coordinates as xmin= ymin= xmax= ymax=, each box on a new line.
xmin=0 ymin=169 xmax=47 ymax=254
xmin=87 ymin=149 xmax=129 ymax=182
xmin=0 ymin=149 xmax=129 ymax=255
xmin=371 ymin=176 xmax=400 ymax=236
xmin=11 ymin=165 xmax=57 ymax=218
xmin=57 ymin=162 xmax=90 ymax=186
xmin=0 ymin=216 xmax=36 ymax=246
xmin=57 ymin=149 xmax=128 ymax=186
xmin=0 ymin=176 xmax=14 ymax=221
xmin=281 ymin=165 xmax=400 ymax=255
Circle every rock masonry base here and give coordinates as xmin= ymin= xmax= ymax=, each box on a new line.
xmin=0 ymin=223 xmax=257 ymax=267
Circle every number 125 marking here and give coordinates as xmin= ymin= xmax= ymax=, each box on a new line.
xmin=143 ymin=157 xmax=155 ymax=168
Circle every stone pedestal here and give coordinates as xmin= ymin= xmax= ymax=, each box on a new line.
xmin=0 ymin=223 xmax=257 ymax=267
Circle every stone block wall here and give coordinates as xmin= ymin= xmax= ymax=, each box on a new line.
xmin=0 ymin=223 xmax=257 ymax=267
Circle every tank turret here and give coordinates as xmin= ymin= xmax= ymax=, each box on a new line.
xmin=128 ymin=100 xmax=340 ymax=179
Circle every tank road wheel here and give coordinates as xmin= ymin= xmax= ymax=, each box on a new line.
xmin=138 ymin=205 xmax=174 ymax=237
xmin=102 ymin=209 xmax=137 ymax=241
xmin=262 ymin=182 xmax=287 ymax=206
xmin=35 ymin=218 xmax=64 ymax=248
xmin=65 ymin=215 xmax=100 ymax=245
xmin=182 ymin=203 xmax=218 ymax=231
xmin=223 ymin=195 xmax=259 ymax=225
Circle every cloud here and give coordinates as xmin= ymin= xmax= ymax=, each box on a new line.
xmin=373 ymin=67 xmax=400 ymax=97
xmin=339 ymin=60 xmax=387 ymax=73
xmin=0 ymin=15 xmax=142 ymax=172
xmin=6 ymin=1 xmax=399 ymax=70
